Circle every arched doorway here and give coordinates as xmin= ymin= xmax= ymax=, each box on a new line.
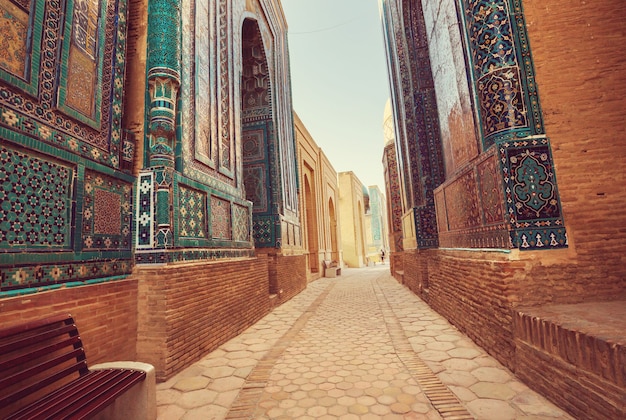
xmin=303 ymin=174 xmax=319 ymax=274
xmin=328 ymin=198 xmax=339 ymax=263
xmin=241 ymin=19 xmax=274 ymax=248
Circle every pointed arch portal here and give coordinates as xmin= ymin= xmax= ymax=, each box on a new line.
xmin=241 ymin=19 xmax=276 ymax=248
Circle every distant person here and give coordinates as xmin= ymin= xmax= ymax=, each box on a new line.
xmin=380 ymin=249 xmax=385 ymax=263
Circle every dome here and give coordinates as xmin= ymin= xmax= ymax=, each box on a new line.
xmin=383 ymin=98 xmax=395 ymax=146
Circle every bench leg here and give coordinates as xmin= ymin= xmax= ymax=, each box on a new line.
xmin=90 ymin=362 xmax=156 ymax=420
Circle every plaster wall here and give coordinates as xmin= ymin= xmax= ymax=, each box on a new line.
xmin=338 ymin=172 xmax=367 ymax=268
xmin=295 ymin=113 xmax=342 ymax=278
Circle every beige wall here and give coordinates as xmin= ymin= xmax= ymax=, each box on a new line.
xmin=338 ymin=172 xmax=367 ymax=268
xmin=294 ymin=113 xmax=343 ymax=279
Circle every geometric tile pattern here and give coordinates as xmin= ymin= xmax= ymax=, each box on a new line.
xmin=459 ymin=0 xmax=544 ymax=148
xmin=382 ymin=0 xmax=445 ymax=249
xmin=136 ymin=172 xmax=154 ymax=248
xmin=243 ymin=164 xmax=268 ymax=213
xmin=134 ymin=248 xmax=255 ymax=265
xmin=94 ymin=189 xmax=122 ymax=234
xmin=61 ymin=0 xmax=103 ymax=121
xmin=82 ymin=170 xmax=132 ymax=251
xmin=0 ymin=145 xmax=72 ymax=248
xmin=218 ymin=0 xmax=232 ymax=172
xmin=0 ymin=0 xmax=44 ymax=97
xmin=252 ymin=215 xmax=274 ymax=246
xmin=383 ymin=143 xmax=404 ymax=252
xmin=498 ymin=137 xmax=567 ymax=249
xmin=178 ymin=185 xmax=206 ymax=238
xmin=242 ymin=129 xmax=266 ymax=160
xmin=477 ymin=155 xmax=505 ymax=225
xmin=0 ymin=0 xmax=129 ymax=168
xmin=211 ymin=195 xmax=231 ymax=240
xmin=0 ymin=259 xmax=131 ymax=293
xmin=436 ymin=152 xmax=510 ymax=249
xmin=232 ymin=204 xmax=250 ymax=242
xmin=444 ymin=170 xmax=481 ymax=231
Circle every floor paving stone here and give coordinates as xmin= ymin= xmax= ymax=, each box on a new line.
xmin=156 ymin=266 xmax=574 ymax=419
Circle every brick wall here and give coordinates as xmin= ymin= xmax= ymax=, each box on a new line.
xmin=401 ymin=249 xmax=429 ymax=297
xmin=272 ymin=254 xmax=307 ymax=303
xmin=514 ymin=310 xmax=625 ymax=419
xmin=0 ymin=279 xmax=139 ymax=364
xmin=524 ymin=0 xmax=626 ymax=298
xmin=134 ymin=256 xmax=270 ymax=381
xmin=389 ymin=251 xmax=403 ymax=282
xmin=421 ymin=250 xmax=524 ymax=369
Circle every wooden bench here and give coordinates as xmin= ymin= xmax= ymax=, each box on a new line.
xmin=323 ymin=260 xmax=341 ymax=278
xmin=0 ymin=313 xmax=156 ymax=420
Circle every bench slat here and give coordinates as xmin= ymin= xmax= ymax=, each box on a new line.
xmin=0 ymin=358 xmax=88 ymax=408
xmin=0 ymin=314 xmax=73 ymax=341
xmin=6 ymin=370 xmax=113 ymax=420
xmin=0 ymin=334 xmax=82 ymax=372
xmin=0 ymin=314 xmax=147 ymax=419
xmin=58 ymin=369 xmax=146 ymax=419
xmin=7 ymin=369 xmax=145 ymax=420
xmin=0 ymin=323 xmax=78 ymax=355
xmin=0 ymin=347 xmax=86 ymax=390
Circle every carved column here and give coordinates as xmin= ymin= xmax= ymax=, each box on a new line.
xmin=145 ymin=0 xmax=181 ymax=248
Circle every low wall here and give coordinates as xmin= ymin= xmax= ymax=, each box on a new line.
xmin=514 ymin=305 xmax=626 ymax=419
xmin=269 ymin=253 xmax=307 ymax=303
xmin=0 ymin=279 xmax=139 ymax=364
xmin=134 ymin=256 xmax=271 ymax=381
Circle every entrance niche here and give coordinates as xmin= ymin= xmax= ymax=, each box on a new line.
xmin=303 ymin=173 xmax=319 ymax=274
xmin=328 ymin=198 xmax=339 ymax=263
xmin=241 ymin=19 xmax=275 ymax=248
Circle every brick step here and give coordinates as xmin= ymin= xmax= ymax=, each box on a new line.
xmin=514 ymin=301 xmax=625 ymax=418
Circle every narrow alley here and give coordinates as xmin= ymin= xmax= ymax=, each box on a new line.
xmin=156 ymin=267 xmax=571 ymax=420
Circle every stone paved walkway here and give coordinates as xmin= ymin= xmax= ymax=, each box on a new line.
xmin=156 ymin=266 xmax=573 ymax=419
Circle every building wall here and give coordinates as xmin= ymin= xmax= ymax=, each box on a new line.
xmin=295 ymin=113 xmax=342 ymax=278
xmin=1 ymin=280 xmax=139 ymax=365
xmin=0 ymin=0 xmax=308 ymax=385
xmin=381 ymin=0 xmax=626 ymax=417
xmin=338 ymin=172 xmax=367 ymax=268
xmin=366 ymin=186 xmax=388 ymax=263
xmin=523 ymin=0 xmax=626 ymax=296
xmin=135 ymin=256 xmax=270 ymax=381
xmin=0 ymin=0 xmax=135 ymax=295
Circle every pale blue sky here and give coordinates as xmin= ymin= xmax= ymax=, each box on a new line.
xmin=281 ymin=0 xmax=390 ymax=190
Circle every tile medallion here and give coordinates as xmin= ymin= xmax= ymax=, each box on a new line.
xmin=82 ymin=170 xmax=132 ymax=251
xmin=498 ymin=137 xmax=567 ymax=249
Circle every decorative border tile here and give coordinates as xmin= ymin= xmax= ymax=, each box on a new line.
xmin=135 ymin=248 xmax=255 ymax=265
xmin=1 ymin=259 xmax=132 ymax=292
xmin=136 ymin=172 xmax=155 ymax=249
xmin=498 ymin=137 xmax=567 ymax=249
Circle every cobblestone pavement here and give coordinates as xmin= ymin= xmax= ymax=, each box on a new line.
xmin=156 ymin=266 xmax=573 ymax=419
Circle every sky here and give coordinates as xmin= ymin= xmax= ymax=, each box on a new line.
xmin=281 ymin=0 xmax=391 ymax=190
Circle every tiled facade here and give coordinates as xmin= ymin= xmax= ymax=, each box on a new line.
xmin=380 ymin=0 xmax=626 ymax=417
xmin=1 ymin=0 xmax=133 ymax=295
xmin=365 ymin=186 xmax=389 ymax=263
xmin=1 ymin=0 xmax=307 ymax=380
